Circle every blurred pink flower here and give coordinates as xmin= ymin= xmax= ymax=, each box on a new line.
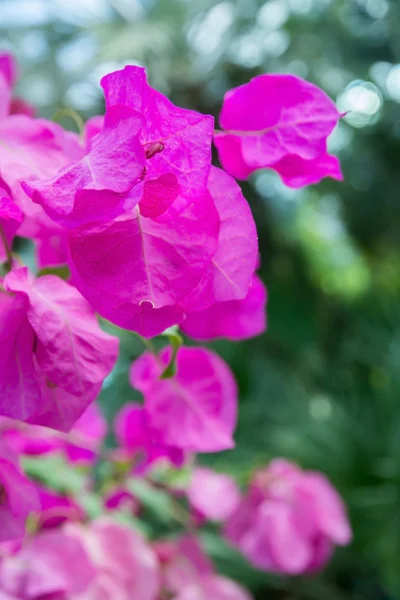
xmin=104 ymin=487 xmax=140 ymax=514
xmin=34 ymin=483 xmax=84 ymax=530
xmin=156 ymin=535 xmax=252 ymax=600
xmin=224 ymin=458 xmax=352 ymax=574
xmin=130 ymin=346 xmax=238 ymax=453
xmin=0 ymin=403 xmax=106 ymax=465
xmin=68 ymin=518 xmax=160 ymax=600
xmin=0 ymin=440 xmax=39 ymax=543
xmin=0 ymin=526 xmax=96 ymax=598
xmin=188 ymin=467 xmax=241 ymax=523
xmin=114 ymin=402 xmax=185 ymax=472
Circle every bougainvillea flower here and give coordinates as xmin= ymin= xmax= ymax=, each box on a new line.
xmin=130 ymin=346 xmax=237 ymax=452
xmin=175 ymin=575 xmax=253 ymax=600
xmin=0 ymin=418 xmax=63 ymax=457
xmin=159 ymin=535 xmax=252 ymax=600
xmin=188 ymin=467 xmax=241 ymax=523
xmin=182 ymin=275 xmax=267 ymax=341
xmin=224 ymin=458 xmax=352 ymax=574
xmin=22 ymin=107 xmax=147 ymax=228
xmin=0 ymin=267 xmax=118 ymax=430
xmin=0 ymin=114 xmax=83 ymax=266
xmin=68 ymin=518 xmax=160 ymax=600
xmin=0 ymin=403 xmax=106 ymax=466
xmin=34 ymin=482 xmax=84 ymax=529
xmin=104 ymin=487 xmax=140 ymax=514
xmin=84 ymin=114 xmax=104 ymax=150
xmin=214 ymin=74 xmax=342 ymax=187
xmin=69 ymin=193 xmax=219 ymax=338
xmin=182 ymin=167 xmax=257 ymax=312
xmin=0 ymin=116 xmax=83 ymax=216
xmin=0 ymin=190 xmax=23 ymax=262
xmin=0 ymin=440 xmax=40 ymax=542
xmin=101 ymin=65 xmax=214 ymax=214
xmin=271 ymin=150 xmax=343 ymax=188
xmin=115 ymin=403 xmax=185 ymax=472
xmin=0 ymin=527 xmax=96 ymax=598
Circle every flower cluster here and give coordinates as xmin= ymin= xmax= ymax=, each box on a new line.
xmin=0 ymin=50 xmax=350 ymax=595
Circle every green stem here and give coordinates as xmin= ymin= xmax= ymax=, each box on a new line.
xmin=53 ymin=108 xmax=85 ymax=136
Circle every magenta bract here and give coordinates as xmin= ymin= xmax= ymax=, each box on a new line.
xmin=101 ymin=65 xmax=214 ymax=213
xmin=69 ymin=194 xmax=219 ymax=338
xmin=182 ymin=167 xmax=258 ymax=312
xmin=159 ymin=535 xmax=252 ymax=600
xmin=214 ymin=74 xmax=342 ymax=187
xmin=67 ymin=518 xmax=160 ymax=600
xmin=182 ymin=274 xmax=267 ymax=341
xmin=114 ymin=402 xmax=185 ymax=472
xmin=0 ymin=268 xmax=118 ymax=431
xmin=130 ymin=346 xmax=237 ymax=452
xmin=188 ymin=467 xmax=241 ymax=522
xmin=0 ymin=527 xmax=96 ymax=598
xmin=0 ymin=190 xmax=23 ymax=262
xmin=224 ymin=458 xmax=352 ymax=574
xmin=22 ymin=107 xmax=147 ymax=228
xmin=0 ymin=440 xmax=40 ymax=543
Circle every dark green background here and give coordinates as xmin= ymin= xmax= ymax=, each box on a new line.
xmin=2 ymin=0 xmax=400 ymax=597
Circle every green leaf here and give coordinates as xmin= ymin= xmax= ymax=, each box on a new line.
xmin=22 ymin=454 xmax=86 ymax=495
xmin=126 ymin=477 xmax=178 ymax=525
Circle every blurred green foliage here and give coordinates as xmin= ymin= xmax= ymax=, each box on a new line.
xmin=2 ymin=0 xmax=400 ymax=597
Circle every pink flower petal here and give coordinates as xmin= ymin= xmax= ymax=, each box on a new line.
xmin=67 ymin=518 xmax=160 ymax=600
xmin=68 ymin=196 xmax=219 ymax=337
xmin=101 ymin=66 xmax=214 ymax=213
xmin=5 ymin=268 xmax=119 ymax=398
xmin=182 ymin=275 xmax=267 ymax=341
xmin=182 ymin=167 xmax=258 ymax=312
xmin=215 ymin=74 xmax=341 ymax=187
xmin=132 ymin=346 xmax=237 ymax=453
xmin=0 ymin=190 xmax=23 ymax=262
xmin=22 ymin=107 xmax=146 ymax=227
xmin=188 ymin=467 xmax=241 ymax=522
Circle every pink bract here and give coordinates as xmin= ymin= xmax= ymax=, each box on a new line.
xmin=214 ymin=74 xmax=342 ymax=187
xmin=67 ymin=518 xmax=160 ymax=600
xmin=115 ymin=403 xmax=185 ymax=472
xmin=34 ymin=482 xmax=84 ymax=529
xmin=0 ymin=527 xmax=96 ymax=598
xmin=22 ymin=107 xmax=146 ymax=228
xmin=224 ymin=458 xmax=352 ymax=574
xmin=68 ymin=194 xmax=219 ymax=338
xmin=182 ymin=274 xmax=267 ymax=341
xmin=159 ymin=535 xmax=252 ymax=600
xmin=175 ymin=575 xmax=253 ymax=600
xmin=0 ymin=113 xmax=83 ymax=266
xmin=0 ymin=267 xmax=118 ymax=431
xmin=64 ymin=402 xmax=107 ymax=464
xmin=101 ymin=65 xmax=214 ymax=213
xmin=0 ymin=440 xmax=40 ymax=543
xmin=130 ymin=346 xmax=237 ymax=452
xmin=188 ymin=467 xmax=241 ymax=522
xmin=0 ymin=190 xmax=23 ymax=262
xmin=182 ymin=167 xmax=257 ymax=312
